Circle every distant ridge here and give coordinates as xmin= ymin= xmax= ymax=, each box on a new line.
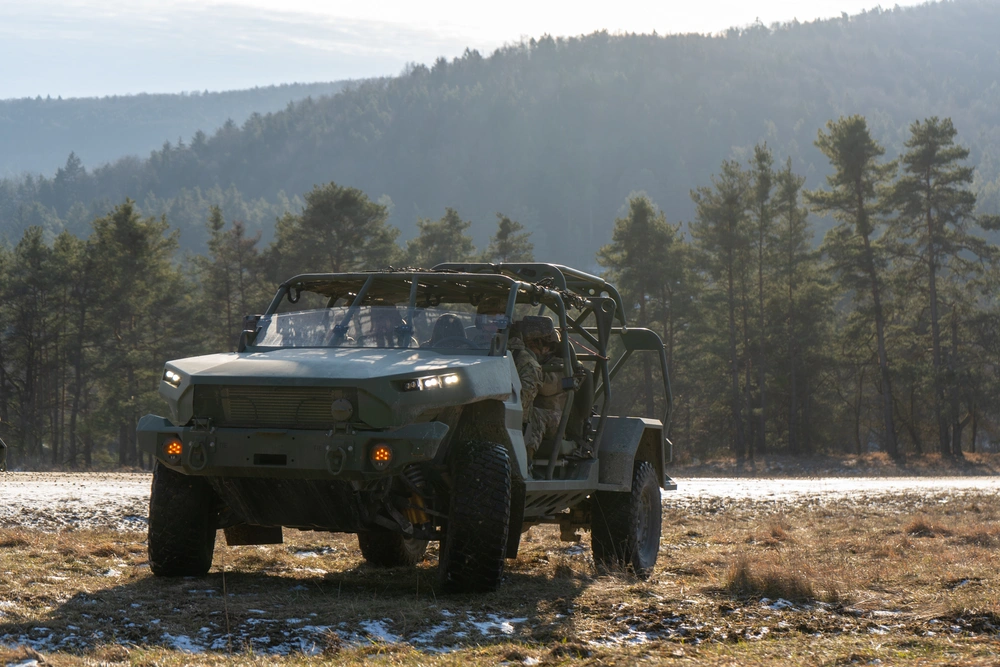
xmin=3 ymin=1 xmax=1000 ymax=265
xmin=0 ymin=81 xmax=350 ymax=176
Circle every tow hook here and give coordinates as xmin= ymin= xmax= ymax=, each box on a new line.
xmin=326 ymin=446 xmax=347 ymax=475
xmin=187 ymin=440 xmax=210 ymax=471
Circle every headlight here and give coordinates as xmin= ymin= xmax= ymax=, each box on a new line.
xmin=162 ymin=369 xmax=182 ymax=388
xmin=397 ymin=374 xmax=460 ymax=392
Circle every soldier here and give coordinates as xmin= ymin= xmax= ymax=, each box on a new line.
xmin=467 ymin=296 xmax=509 ymax=348
xmin=534 ymin=331 xmax=594 ymax=459
xmin=509 ymin=316 xmax=563 ymax=462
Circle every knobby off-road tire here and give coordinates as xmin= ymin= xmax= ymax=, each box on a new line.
xmin=439 ymin=441 xmax=511 ymax=593
xmin=148 ymin=461 xmax=219 ymax=577
xmin=358 ymin=532 xmax=429 ymax=567
xmin=591 ymin=460 xmax=661 ymax=579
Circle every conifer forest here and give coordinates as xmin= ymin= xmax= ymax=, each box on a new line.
xmin=2 ymin=2 xmax=1000 ymax=468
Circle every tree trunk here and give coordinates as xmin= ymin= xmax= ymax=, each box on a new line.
xmin=949 ymin=308 xmax=964 ymax=458
xmin=727 ymin=254 xmax=747 ymax=468
xmin=925 ymin=202 xmax=949 ymax=456
xmin=740 ymin=270 xmax=754 ymax=463
xmin=757 ymin=229 xmax=767 ymax=456
xmin=859 ymin=229 xmax=898 ymax=458
xmin=969 ymin=406 xmax=978 ymax=454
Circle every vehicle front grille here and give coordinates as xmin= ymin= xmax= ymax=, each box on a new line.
xmin=192 ymin=385 xmax=360 ymax=429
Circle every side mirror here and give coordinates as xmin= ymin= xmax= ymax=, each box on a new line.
xmin=243 ymin=314 xmax=262 ymax=333
xmin=238 ymin=314 xmax=263 ymax=352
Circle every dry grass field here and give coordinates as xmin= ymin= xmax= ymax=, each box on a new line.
xmin=1 ymin=482 xmax=1000 ymax=665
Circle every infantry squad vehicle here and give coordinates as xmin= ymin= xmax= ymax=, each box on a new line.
xmin=138 ymin=263 xmax=675 ymax=592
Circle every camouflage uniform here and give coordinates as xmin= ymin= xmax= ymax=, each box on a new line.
xmin=510 ymin=317 xmax=563 ymax=460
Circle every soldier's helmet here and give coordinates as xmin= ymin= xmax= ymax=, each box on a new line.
xmin=474 ymin=295 xmax=508 ymax=332
xmin=518 ymin=315 xmax=559 ymax=345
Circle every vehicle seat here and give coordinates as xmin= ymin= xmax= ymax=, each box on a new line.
xmin=428 ymin=314 xmax=466 ymax=346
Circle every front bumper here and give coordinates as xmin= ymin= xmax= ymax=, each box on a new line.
xmin=137 ymin=414 xmax=449 ymax=479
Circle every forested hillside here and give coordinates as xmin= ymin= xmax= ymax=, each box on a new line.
xmin=4 ymin=114 xmax=1000 ymax=469
xmin=2 ymin=1 xmax=1000 ymax=265
xmin=0 ymin=82 xmax=347 ymax=177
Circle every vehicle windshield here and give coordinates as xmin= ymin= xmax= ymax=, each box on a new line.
xmin=254 ymin=305 xmax=504 ymax=352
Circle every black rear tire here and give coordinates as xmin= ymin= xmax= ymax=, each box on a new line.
xmin=148 ymin=461 xmax=219 ymax=577
xmin=591 ymin=460 xmax=661 ymax=579
xmin=358 ymin=532 xmax=428 ymax=567
xmin=438 ymin=441 xmax=511 ymax=593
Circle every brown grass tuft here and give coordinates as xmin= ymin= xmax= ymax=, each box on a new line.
xmin=88 ymin=542 xmax=129 ymax=558
xmin=904 ymin=516 xmax=952 ymax=538
xmin=0 ymin=528 xmax=31 ymax=548
xmin=726 ymin=553 xmax=814 ymax=601
xmin=953 ymin=529 xmax=997 ymax=547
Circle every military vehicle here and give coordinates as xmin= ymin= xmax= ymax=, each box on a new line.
xmin=138 ymin=263 xmax=674 ymax=592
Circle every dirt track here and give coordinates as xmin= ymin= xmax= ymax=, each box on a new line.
xmin=2 ymin=471 xmax=998 ymax=531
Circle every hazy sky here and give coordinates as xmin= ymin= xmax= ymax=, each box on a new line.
xmin=1 ymin=0 xmax=928 ymax=99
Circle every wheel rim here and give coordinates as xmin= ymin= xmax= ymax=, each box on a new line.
xmin=635 ymin=485 xmax=658 ymax=564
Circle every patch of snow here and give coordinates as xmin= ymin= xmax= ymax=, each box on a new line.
xmin=162 ymin=633 xmax=205 ymax=653
xmin=590 ymin=628 xmax=652 ymax=646
xmin=466 ymin=613 xmax=527 ymax=636
xmin=360 ymin=619 xmax=400 ymax=643
xmin=409 ymin=622 xmax=450 ymax=645
xmin=293 ymin=546 xmax=336 ymax=557
xmin=768 ymin=598 xmax=795 ymax=610
xmin=524 ymin=658 xmax=541 ymax=666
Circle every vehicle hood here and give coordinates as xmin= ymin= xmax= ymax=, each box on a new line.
xmin=168 ymin=348 xmax=498 ymax=382
xmin=159 ymin=348 xmax=517 ymax=428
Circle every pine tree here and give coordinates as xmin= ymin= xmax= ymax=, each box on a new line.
xmin=691 ymin=161 xmax=752 ymax=466
xmin=482 ymin=213 xmax=534 ymax=263
xmin=886 ymin=117 xmax=992 ymax=457
xmin=406 ymin=208 xmax=476 ymax=267
xmin=598 ymin=194 xmax=689 ymax=421
xmin=772 ymin=158 xmax=831 ymax=454
xmin=90 ymin=200 xmax=196 ymax=467
xmin=806 ymin=116 xmax=900 ymax=458
xmin=196 ymin=206 xmax=268 ymax=351
xmin=267 ymin=182 xmax=400 ymax=278
xmin=748 ymin=144 xmax=775 ymax=455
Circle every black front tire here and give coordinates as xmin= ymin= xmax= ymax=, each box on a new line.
xmin=439 ymin=441 xmax=511 ymax=593
xmin=591 ymin=460 xmax=661 ymax=579
xmin=148 ymin=461 xmax=219 ymax=577
xmin=358 ymin=532 xmax=428 ymax=567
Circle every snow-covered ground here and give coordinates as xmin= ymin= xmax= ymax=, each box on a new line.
xmin=2 ymin=472 xmax=999 ymax=530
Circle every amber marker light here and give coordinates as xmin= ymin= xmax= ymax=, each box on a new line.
xmin=163 ymin=437 xmax=183 ymax=463
xmin=370 ymin=443 xmax=393 ymax=470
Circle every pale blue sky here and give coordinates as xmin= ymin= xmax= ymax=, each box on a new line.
xmin=1 ymin=0 xmax=928 ymax=99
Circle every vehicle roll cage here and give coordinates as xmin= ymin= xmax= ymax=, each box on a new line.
xmin=250 ymin=264 xmax=673 ymax=476
xmin=435 ymin=263 xmax=673 ymax=466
